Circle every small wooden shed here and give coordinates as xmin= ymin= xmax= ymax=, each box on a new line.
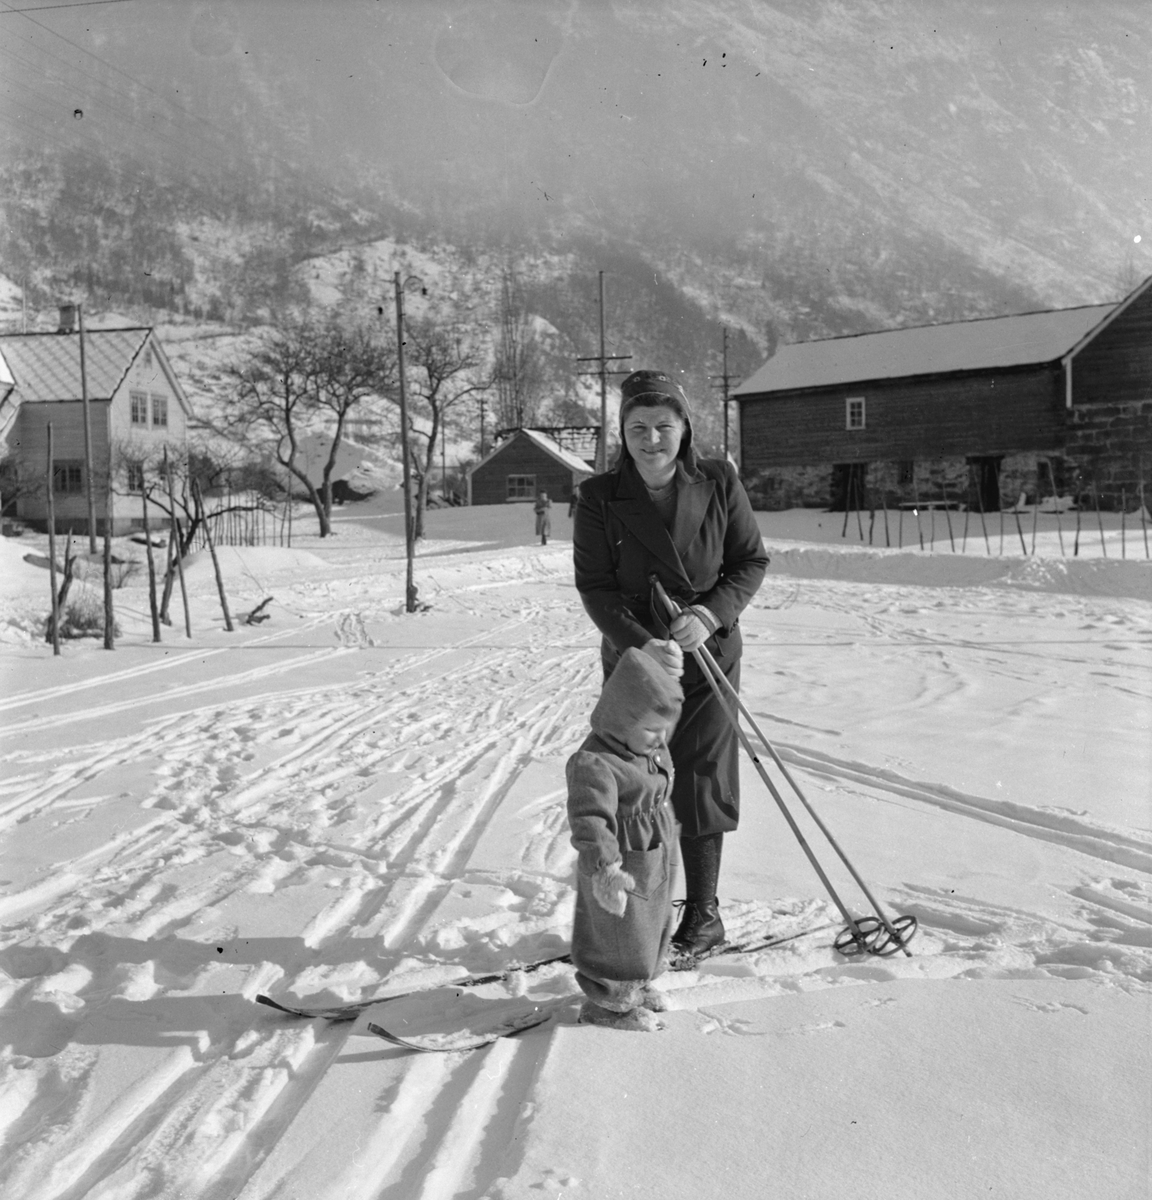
xmin=467 ymin=428 xmax=594 ymax=507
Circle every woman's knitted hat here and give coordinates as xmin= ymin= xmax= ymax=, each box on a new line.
xmin=590 ymin=646 xmax=683 ymax=740
xmin=617 ymin=369 xmax=694 ymax=464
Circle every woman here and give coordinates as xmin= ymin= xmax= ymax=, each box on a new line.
xmin=573 ymin=369 xmax=768 ymax=956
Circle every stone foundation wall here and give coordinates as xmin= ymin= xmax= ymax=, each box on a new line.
xmin=1063 ymin=399 xmax=1152 ymax=510
xmin=741 ymin=453 xmax=1095 ymax=512
xmin=742 ymin=464 xmax=831 ymax=510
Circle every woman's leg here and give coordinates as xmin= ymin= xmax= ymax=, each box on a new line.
xmin=667 ymin=640 xmax=742 ymax=955
xmin=672 ymin=831 xmax=725 ymax=953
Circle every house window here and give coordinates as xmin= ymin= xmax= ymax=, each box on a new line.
xmin=126 ymin=461 xmax=146 ymax=493
xmin=151 ymin=394 xmax=169 ymax=428
xmin=507 ymin=474 xmax=536 ymax=500
xmin=130 ymin=390 xmax=149 ymax=426
xmin=846 ymin=397 xmax=865 ymax=430
xmin=898 ymin=460 xmax=914 ymax=485
xmin=53 ymin=461 xmax=83 ymax=494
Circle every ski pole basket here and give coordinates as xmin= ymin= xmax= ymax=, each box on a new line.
xmin=650 ymin=575 xmax=917 ymax=959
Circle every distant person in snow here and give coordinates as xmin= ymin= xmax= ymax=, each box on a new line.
xmin=534 ymin=490 xmax=552 ymax=544
xmin=567 ymin=646 xmax=683 ymax=1031
xmin=572 ymin=369 xmax=769 ymax=958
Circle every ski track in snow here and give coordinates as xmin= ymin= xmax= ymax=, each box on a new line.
xmin=1 ymin=557 xmax=1149 ymax=1197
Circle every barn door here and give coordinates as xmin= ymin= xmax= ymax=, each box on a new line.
xmin=830 ymin=463 xmax=868 ymax=512
xmin=967 ymin=456 xmax=1002 ymax=513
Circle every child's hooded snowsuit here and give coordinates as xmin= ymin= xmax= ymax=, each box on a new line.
xmin=567 ymin=647 xmax=683 ymax=1011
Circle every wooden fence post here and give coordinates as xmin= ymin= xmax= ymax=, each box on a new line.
xmin=141 ymin=484 xmax=161 ymax=642
xmin=163 ymin=449 xmax=192 ymax=636
xmin=102 ymin=500 xmax=114 ymax=650
xmin=46 ymin=424 xmax=60 ymax=655
xmin=1140 ymin=474 xmax=1150 ymax=560
xmin=1095 ymin=485 xmax=1107 ymax=558
xmin=1120 ymin=489 xmax=1127 ymax=560
xmin=195 ymin=480 xmax=234 ymax=631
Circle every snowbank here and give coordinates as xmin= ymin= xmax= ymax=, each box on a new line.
xmin=764 ymin=543 xmax=1152 ymax=601
xmin=0 ymin=494 xmax=1149 ymax=1199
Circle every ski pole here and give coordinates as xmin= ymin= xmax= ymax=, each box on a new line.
xmin=652 ymin=577 xmax=915 ymax=957
xmin=651 ymin=579 xmax=876 ymax=955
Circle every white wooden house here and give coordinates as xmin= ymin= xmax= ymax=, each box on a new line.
xmin=0 ymin=311 xmax=193 ymax=534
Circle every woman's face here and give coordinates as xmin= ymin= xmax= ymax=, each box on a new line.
xmin=623 ymin=404 xmax=685 ymax=479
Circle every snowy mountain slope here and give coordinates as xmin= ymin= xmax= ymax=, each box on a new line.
xmin=3 ymin=1 xmax=1149 ymax=377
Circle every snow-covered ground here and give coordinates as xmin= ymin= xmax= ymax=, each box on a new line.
xmin=0 ymin=507 xmax=1149 ymax=1200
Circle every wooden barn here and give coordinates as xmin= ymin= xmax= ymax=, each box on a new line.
xmin=734 ymin=276 xmax=1152 ymax=512
xmin=467 ymin=427 xmax=594 ymax=507
xmin=0 ymin=309 xmax=193 ymax=534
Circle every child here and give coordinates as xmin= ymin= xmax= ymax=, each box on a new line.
xmin=567 ymin=646 xmax=683 ymax=1031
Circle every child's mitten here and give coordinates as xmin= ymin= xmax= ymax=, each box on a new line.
xmin=591 ymin=861 xmax=635 ymax=916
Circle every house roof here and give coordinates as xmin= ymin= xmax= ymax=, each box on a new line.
xmin=0 ymin=327 xmax=171 ymax=403
xmin=467 ymin=427 xmax=596 ymax=479
xmin=733 ymin=303 xmax=1118 ymax=397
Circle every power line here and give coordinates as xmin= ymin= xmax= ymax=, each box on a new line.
xmin=0 ymin=53 xmax=255 ymax=184
xmin=1 ymin=0 xmax=357 ymax=216
xmin=0 ymin=0 xmax=140 ymax=13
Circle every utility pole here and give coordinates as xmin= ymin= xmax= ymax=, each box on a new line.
xmin=709 ymin=325 xmax=735 ymax=462
xmin=576 ymin=271 xmax=632 ymax=473
xmin=393 ymin=271 xmax=419 ymax=614
xmin=78 ymin=302 xmax=98 ymax=553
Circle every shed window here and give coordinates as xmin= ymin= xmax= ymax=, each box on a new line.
xmin=53 ymin=461 xmax=83 ymax=494
xmin=846 ymin=397 xmax=865 ymax=430
xmin=898 ymin=460 xmax=914 ymax=485
xmin=507 ymin=474 xmax=536 ymax=500
xmin=151 ymin=394 xmax=169 ymax=428
xmin=130 ymin=390 xmax=149 ymax=425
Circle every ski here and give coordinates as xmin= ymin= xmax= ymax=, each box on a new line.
xmin=255 ymin=952 xmax=572 ymax=1022
xmin=668 ymin=920 xmax=838 ymax=970
xmin=255 ymin=917 xmax=838 ymax=1020
xmin=365 ymin=1005 xmax=554 ymax=1053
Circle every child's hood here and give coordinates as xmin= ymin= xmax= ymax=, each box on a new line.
xmin=590 ymin=647 xmax=683 ymax=742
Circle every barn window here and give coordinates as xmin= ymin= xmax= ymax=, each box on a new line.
xmin=846 ymin=397 xmax=865 ymax=429
xmin=151 ymin=394 xmax=169 ymax=428
xmin=507 ymin=474 xmax=536 ymax=500
xmin=130 ymin=390 xmax=149 ymax=425
xmin=126 ymin=461 xmax=146 ymax=493
xmin=53 ymin=461 xmax=83 ymax=494
xmin=898 ymin=460 xmax=914 ymax=485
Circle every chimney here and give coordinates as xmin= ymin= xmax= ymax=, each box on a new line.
xmin=57 ymin=304 xmax=77 ymax=334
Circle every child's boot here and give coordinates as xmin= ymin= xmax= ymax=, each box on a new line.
xmin=579 ymin=1000 xmax=664 ymax=1032
xmin=639 ymin=983 xmax=669 ymax=1012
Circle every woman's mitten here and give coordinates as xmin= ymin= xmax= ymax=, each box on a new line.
xmin=591 ymin=861 xmax=635 ymax=916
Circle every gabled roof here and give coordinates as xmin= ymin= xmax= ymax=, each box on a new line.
xmin=467 ymin=427 xmax=596 ymax=479
xmin=733 ymin=303 xmax=1118 ymax=397
xmin=0 ymin=327 xmax=188 ymax=409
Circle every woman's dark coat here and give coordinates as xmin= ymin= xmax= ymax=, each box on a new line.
xmin=573 ymin=455 xmax=769 ymax=836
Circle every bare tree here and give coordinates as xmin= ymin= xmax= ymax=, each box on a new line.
xmin=109 ymin=438 xmax=279 ymax=559
xmin=223 ymin=311 xmax=396 ymax=536
xmin=399 ymin=316 xmax=490 ymax=538
xmin=492 ymin=264 xmax=546 ymax=431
